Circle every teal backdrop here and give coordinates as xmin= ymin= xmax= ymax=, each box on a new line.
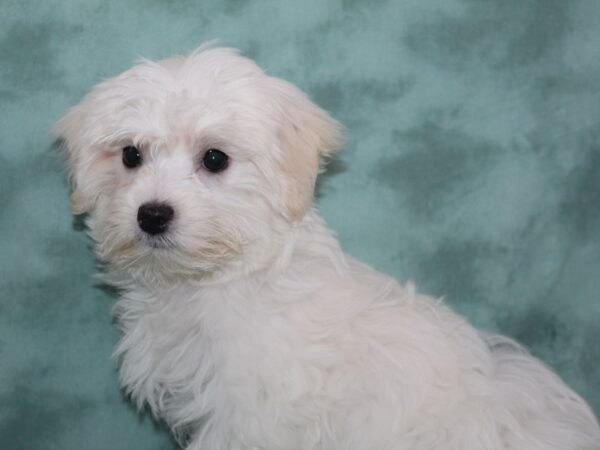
xmin=1 ymin=0 xmax=599 ymax=448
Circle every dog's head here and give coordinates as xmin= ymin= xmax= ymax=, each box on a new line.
xmin=55 ymin=46 xmax=343 ymax=282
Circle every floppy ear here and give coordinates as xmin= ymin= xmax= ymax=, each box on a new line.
xmin=274 ymin=79 xmax=344 ymax=221
xmin=53 ymin=102 xmax=99 ymax=215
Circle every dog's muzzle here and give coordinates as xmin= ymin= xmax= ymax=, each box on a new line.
xmin=137 ymin=202 xmax=174 ymax=235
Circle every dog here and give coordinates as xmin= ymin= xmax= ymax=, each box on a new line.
xmin=54 ymin=45 xmax=600 ymax=449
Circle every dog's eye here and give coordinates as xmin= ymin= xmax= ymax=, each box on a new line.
xmin=122 ymin=145 xmax=142 ymax=169
xmin=202 ymin=149 xmax=229 ymax=173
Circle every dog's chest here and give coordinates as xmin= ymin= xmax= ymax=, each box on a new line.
xmin=116 ymin=290 xmax=219 ymax=429
xmin=116 ymin=286 xmax=331 ymax=443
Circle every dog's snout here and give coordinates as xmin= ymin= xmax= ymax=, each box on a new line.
xmin=137 ymin=202 xmax=174 ymax=236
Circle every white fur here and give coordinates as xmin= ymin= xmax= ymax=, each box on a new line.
xmin=55 ymin=45 xmax=600 ymax=449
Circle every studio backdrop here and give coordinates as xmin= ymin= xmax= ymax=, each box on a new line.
xmin=1 ymin=0 xmax=599 ymax=448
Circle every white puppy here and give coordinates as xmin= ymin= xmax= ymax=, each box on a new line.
xmin=55 ymin=46 xmax=600 ymax=450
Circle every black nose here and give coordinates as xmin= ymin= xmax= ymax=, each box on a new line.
xmin=137 ymin=202 xmax=174 ymax=235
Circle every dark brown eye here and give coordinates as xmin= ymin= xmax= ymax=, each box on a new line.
xmin=122 ymin=145 xmax=142 ymax=169
xmin=202 ymin=149 xmax=229 ymax=173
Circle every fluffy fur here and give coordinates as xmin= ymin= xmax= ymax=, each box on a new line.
xmin=55 ymin=45 xmax=600 ymax=449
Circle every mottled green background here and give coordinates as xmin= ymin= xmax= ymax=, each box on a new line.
xmin=1 ymin=0 xmax=599 ymax=448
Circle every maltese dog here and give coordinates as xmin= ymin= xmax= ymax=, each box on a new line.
xmin=55 ymin=46 xmax=600 ymax=449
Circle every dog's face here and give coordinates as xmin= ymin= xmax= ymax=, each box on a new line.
xmin=55 ymin=47 xmax=343 ymax=282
